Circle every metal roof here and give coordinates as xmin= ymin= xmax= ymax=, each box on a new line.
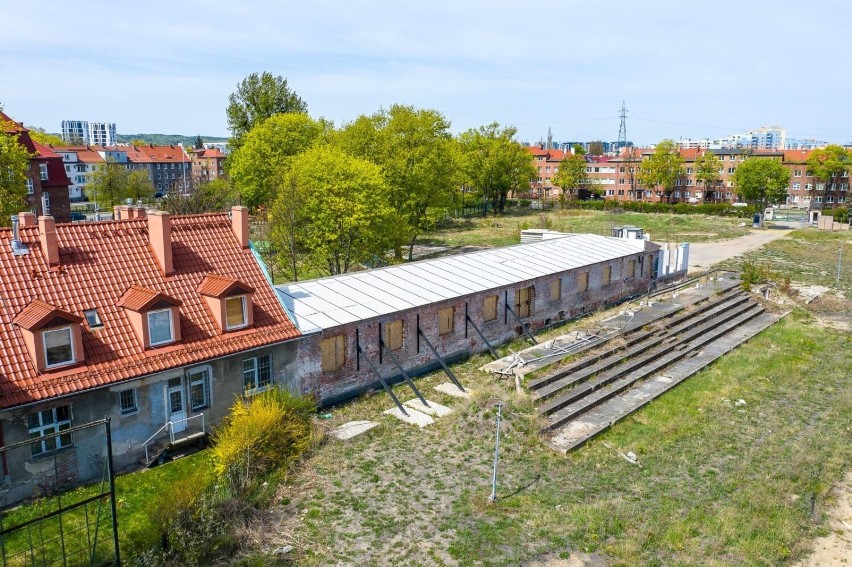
xmin=275 ymin=234 xmax=650 ymax=334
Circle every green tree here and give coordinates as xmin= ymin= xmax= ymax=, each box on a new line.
xmin=733 ymin=157 xmax=790 ymax=209
xmin=271 ymin=146 xmax=395 ymax=277
xmin=228 ymin=113 xmax=324 ymax=209
xmin=226 ymin=72 xmax=308 ymax=151
xmin=806 ymin=144 xmax=851 ymax=208
xmin=638 ymin=140 xmax=684 ymax=202
xmin=336 ymin=105 xmax=461 ymax=259
xmin=0 ymin=121 xmax=31 ymax=224
xmin=88 ymin=159 xmax=154 ymax=207
xmin=552 ymin=148 xmax=588 ymax=206
xmin=458 ymin=123 xmax=536 ymax=216
xmin=694 ymin=150 xmax=723 ymax=202
xmin=130 ymin=138 xmax=148 ymax=147
xmin=194 ymin=135 xmax=204 ymax=149
xmin=160 ymin=178 xmax=238 ymax=214
xmin=28 ymin=128 xmax=64 ymax=146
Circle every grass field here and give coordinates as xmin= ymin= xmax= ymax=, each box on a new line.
xmin=718 ymin=228 xmax=852 ymax=294
xmin=418 ymin=209 xmax=751 ymax=250
xmin=264 ymin=310 xmax=850 ymax=566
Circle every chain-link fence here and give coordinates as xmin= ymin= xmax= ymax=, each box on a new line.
xmin=0 ymin=419 xmax=119 ymax=567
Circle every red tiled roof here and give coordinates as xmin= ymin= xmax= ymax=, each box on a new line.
xmin=193 ymin=148 xmax=226 ymax=159
xmin=783 ymin=150 xmax=812 ymax=163
xmin=118 ymin=285 xmax=182 ymax=311
xmin=197 ymin=274 xmax=254 ymax=298
xmin=13 ymin=300 xmax=82 ymax=331
xmin=0 ymin=213 xmax=300 ymax=409
xmin=33 ymin=141 xmax=72 ymax=188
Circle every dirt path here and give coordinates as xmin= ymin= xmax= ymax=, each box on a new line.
xmin=796 ymin=472 xmax=852 ymax=566
xmin=688 ymin=226 xmax=795 ymax=271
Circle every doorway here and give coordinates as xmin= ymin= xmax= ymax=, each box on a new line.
xmin=167 ymin=377 xmax=186 ymax=433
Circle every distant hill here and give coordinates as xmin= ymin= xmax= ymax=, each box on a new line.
xmin=116 ymin=134 xmax=230 ymax=146
xmin=46 ymin=133 xmax=230 ymax=146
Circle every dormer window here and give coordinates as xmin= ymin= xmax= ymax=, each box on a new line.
xmin=197 ymin=274 xmax=255 ymax=333
xmin=43 ymin=326 xmax=75 ymax=368
xmin=148 ymin=308 xmax=174 ymax=345
xmin=225 ymin=296 xmax=248 ymax=329
xmin=118 ymin=285 xmax=182 ymax=350
xmin=13 ymin=300 xmax=85 ymax=372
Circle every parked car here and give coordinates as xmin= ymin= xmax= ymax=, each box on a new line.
xmin=70 ymin=211 xmax=86 ymax=221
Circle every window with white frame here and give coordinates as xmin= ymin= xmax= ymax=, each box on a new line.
xmin=119 ymin=388 xmax=138 ymax=414
xmin=243 ymin=354 xmax=272 ymax=393
xmin=188 ymin=368 xmax=210 ymax=410
xmin=26 ymin=178 xmax=34 ymax=195
xmin=43 ymin=326 xmax=75 ymax=367
xmin=28 ymin=405 xmax=72 ymax=456
xmin=147 ymin=308 xmax=173 ymax=346
xmin=225 ymin=296 xmax=248 ymax=329
xmin=792 ymin=182 xmax=800 ymax=191
xmin=39 ymin=163 xmax=48 ymax=181
xmin=794 ymin=170 xmax=802 ymax=177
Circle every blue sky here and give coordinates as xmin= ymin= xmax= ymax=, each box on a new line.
xmin=1 ymin=0 xmax=849 ymax=145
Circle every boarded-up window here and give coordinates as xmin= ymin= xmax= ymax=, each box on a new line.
xmin=515 ymin=286 xmax=534 ymax=318
xmin=438 ymin=307 xmax=454 ymax=335
xmin=602 ymin=266 xmax=612 ymax=286
xmin=320 ymin=335 xmax=345 ymax=372
xmin=626 ymin=259 xmax=636 ymax=279
xmin=483 ymin=295 xmax=498 ymax=321
xmin=385 ymin=319 xmax=404 ymax=351
xmin=550 ymin=279 xmax=561 ymax=301
xmin=577 ymin=272 xmax=589 ymax=293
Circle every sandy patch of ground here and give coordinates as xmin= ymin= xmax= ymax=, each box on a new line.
xmin=523 ymin=552 xmax=610 ymax=567
xmin=796 ymin=472 xmax=852 ymax=567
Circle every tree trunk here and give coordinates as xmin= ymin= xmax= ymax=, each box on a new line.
xmin=407 ymin=234 xmax=417 ymax=261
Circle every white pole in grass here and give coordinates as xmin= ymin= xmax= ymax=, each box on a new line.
xmin=489 ymin=402 xmax=503 ymax=503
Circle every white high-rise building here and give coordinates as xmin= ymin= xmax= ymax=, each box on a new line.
xmin=61 ymin=120 xmax=117 ymax=145
xmin=88 ymin=122 xmax=116 ymax=146
xmin=61 ymin=120 xmax=88 ymax=144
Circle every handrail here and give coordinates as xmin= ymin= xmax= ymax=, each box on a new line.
xmin=143 ymin=413 xmax=206 ymax=464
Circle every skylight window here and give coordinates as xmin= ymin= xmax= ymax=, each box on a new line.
xmin=84 ymin=309 xmax=103 ymax=328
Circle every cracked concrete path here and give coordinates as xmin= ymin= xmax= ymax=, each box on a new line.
xmin=688 ymin=224 xmax=797 ymax=271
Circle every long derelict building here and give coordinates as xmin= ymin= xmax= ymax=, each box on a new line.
xmin=276 ymin=233 xmax=662 ymax=406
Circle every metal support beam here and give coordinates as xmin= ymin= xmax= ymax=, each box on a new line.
xmin=380 ymin=338 xmax=430 ymax=408
xmin=416 ymin=325 xmax=466 ymax=392
xmin=465 ymin=312 xmax=498 ymax=360
xmin=505 ymin=303 xmax=538 ymax=345
xmin=356 ymin=340 xmax=408 ymax=416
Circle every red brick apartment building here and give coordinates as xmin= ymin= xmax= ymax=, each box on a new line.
xmin=2 ymin=111 xmax=72 ymax=222
xmin=526 ymin=145 xmax=848 ymax=209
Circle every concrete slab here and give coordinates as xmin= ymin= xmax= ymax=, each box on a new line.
xmin=403 ymin=399 xmax=453 ymax=417
xmin=328 ymin=420 xmax=380 ymax=441
xmin=383 ymin=406 xmax=434 ymax=427
xmin=435 ymin=382 xmax=471 ymax=398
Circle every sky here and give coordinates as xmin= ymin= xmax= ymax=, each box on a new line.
xmin=1 ymin=0 xmax=850 ymax=146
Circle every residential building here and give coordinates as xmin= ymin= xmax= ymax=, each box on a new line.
xmin=123 ymin=144 xmax=191 ymax=195
xmin=61 ymin=120 xmax=88 ymax=144
xmin=0 ymin=207 xmax=300 ymax=504
xmin=2 ymin=111 xmax=72 ymax=222
xmin=61 ymin=121 xmax=116 ymax=146
xmin=190 ymin=148 xmax=227 ymax=186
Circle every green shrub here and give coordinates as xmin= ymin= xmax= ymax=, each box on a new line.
xmin=740 ymin=261 xmax=775 ymax=291
xmin=568 ymin=200 xmax=756 ymax=218
xmin=519 ymin=199 xmax=531 ymax=208
xmin=211 ymin=389 xmax=318 ymax=478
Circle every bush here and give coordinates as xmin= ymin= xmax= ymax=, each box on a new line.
xmin=829 ymin=206 xmax=848 ymax=223
xmin=568 ymin=200 xmax=757 ymax=218
xmin=519 ymin=199 xmax=531 ymax=208
xmin=211 ymin=389 xmax=318 ymax=478
xmin=740 ymin=261 xmax=775 ymax=292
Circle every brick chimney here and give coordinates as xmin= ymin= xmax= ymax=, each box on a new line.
xmin=117 ymin=205 xmax=130 ymax=220
xmin=38 ymin=216 xmax=60 ymax=268
xmin=148 ymin=212 xmax=173 ymax=276
xmin=231 ymin=206 xmax=250 ymax=249
xmin=135 ymin=207 xmax=147 ymax=219
xmin=18 ymin=212 xmax=36 ymax=226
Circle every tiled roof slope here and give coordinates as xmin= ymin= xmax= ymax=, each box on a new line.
xmin=0 ymin=213 xmax=300 ymax=409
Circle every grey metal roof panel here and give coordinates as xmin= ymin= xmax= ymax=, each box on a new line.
xmin=274 ymin=234 xmax=651 ymax=332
